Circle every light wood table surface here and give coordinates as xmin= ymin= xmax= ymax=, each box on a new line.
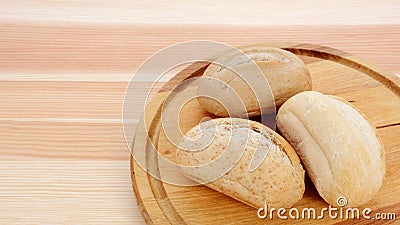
xmin=0 ymin=1 xmax=399 ymax=224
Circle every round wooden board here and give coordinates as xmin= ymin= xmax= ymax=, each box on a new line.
xmin=130 ymin=43 xmax=400 ymax=225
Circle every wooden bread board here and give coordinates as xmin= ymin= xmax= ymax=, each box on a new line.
xmin=130 ymin=43 xmax=400 ymax=224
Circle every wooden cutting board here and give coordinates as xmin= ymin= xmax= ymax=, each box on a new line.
xmin=130 ymin=43 xmax=400 ymax=224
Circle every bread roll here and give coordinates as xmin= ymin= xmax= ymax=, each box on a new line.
xmin=176 ymin=118 xmax=305 ymax=208
xmin=277 ymin=91 xmax=386 ymax=207
xmin=197 ymin=46 xmax=311 ymax=117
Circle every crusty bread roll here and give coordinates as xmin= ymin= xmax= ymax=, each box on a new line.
xmin=197 ymin=46 xmax=311 ymax=117
xmin=277 ymin=91 xmax=386 ymax=207
xmin=176 ymin=118 xmax=305 ymax=208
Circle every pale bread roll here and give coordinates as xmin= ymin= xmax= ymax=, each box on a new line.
xmin=277 ymin=91 xmax=386 ymax=207
xmin=197 ymin=46 xmax=311 ymax=117
xmin=176 ymin=118 xmax=305 ymax=208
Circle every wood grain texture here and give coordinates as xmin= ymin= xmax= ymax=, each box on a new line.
xmin=1 ymin=22 xmax=400 ymax=80
xmin=131 ymin=44 xmax=400 ymax=224
xmin=0 ymin=161 xmax=142 ymax=224
xmin=0 ymin=2 xmax=400 ymax=224
xmin=1 ymin=1 xmax=399 ymax=25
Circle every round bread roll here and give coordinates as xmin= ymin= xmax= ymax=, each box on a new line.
xmin=176 ymin=118 xmax=305 ymax=209
xmin=277 ymin=91 xmax=386 ymax=207
xmin=197 ymin=46 xmax=311 ymax=117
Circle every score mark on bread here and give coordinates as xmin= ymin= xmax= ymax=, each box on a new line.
xmin=176 ymin=118 xmax=305 ymax=209
xmin=277 ymin=91 xmax=386 ymax=207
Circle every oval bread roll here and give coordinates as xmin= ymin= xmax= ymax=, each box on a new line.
xmin=197 ymin=46 xmax=311 ymax=117
xmin=277 ymin=91 xmax=386 ymax=207
xmin=176 ymin=118 xmax=305 ymax=209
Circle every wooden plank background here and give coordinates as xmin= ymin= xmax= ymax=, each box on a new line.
xmin=0 ymin=1 xmax=399 ymax=224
